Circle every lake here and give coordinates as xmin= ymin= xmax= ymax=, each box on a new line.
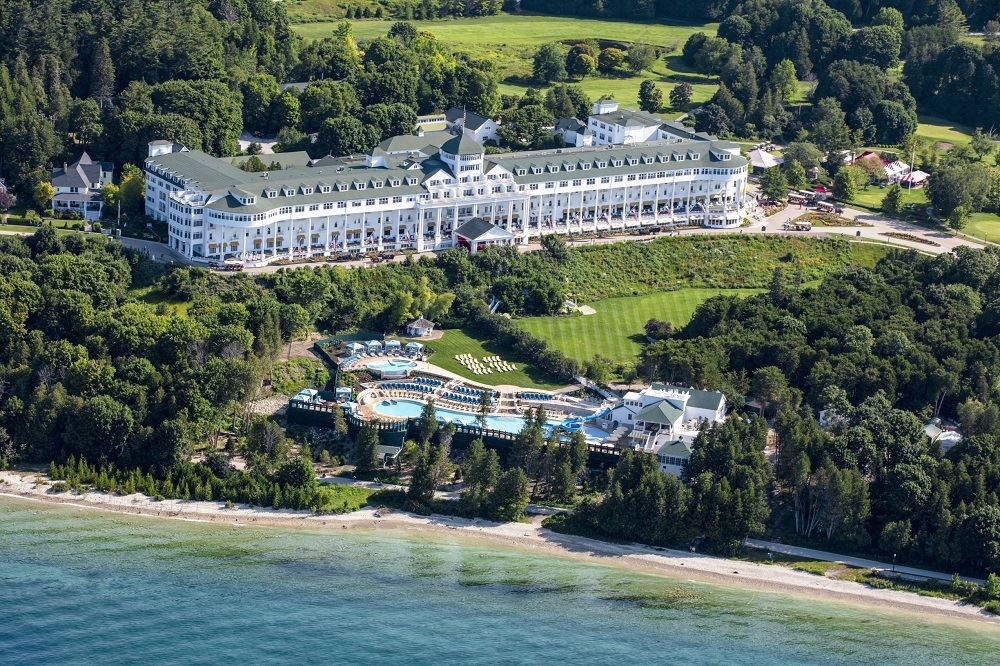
xmin=2 ymin=496 xmax=998 ymax=665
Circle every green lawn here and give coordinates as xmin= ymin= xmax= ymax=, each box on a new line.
xmin=519 ymin=288 xmax=763 ymax=364
xmin=0 ymin=222 xmax=91 ymax=236
xmin=962 ymin=212 xmax=1000 ymax=243
xmin=916 ymin=114 xmax=976 ymax=147
xmin=294 ymin=15 xmax=718 ymax=114
xmin=421 ymin=328 xmax=565 ymax=389
xmin=848 ymin=185 xmax=929 ymax=213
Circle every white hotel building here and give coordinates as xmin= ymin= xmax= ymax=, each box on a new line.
xmin=144 ymin=131 xmax=749 ymax=265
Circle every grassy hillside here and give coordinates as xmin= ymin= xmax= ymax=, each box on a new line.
xmin=292 ymin=14 xmax=719 ymax=113
xmin=562 ymin=236 xmax=890 ymax=302
xmin=520 ymin=288 xmax=763 ymax=364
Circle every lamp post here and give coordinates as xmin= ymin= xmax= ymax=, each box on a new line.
xmin=892 ymin=553 xmax=897 ymax=574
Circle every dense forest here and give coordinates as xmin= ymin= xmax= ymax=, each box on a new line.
xmin=576 ymin=246 xmax=1000 ymax=573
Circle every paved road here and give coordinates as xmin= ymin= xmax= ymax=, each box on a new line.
xmin=3 ymin=201 xmax=985 ymax=272
xmin=745 ymin=538 xmax=985 ymax=585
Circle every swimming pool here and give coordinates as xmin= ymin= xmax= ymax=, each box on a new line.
xmin=369 ymin=399 xmax=609 ymax=440
xmin=367 ymin=359 xmax=417 ymax=378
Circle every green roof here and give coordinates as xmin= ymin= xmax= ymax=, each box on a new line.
xmin=441 ymin=134 xmax=483 ymax=155
xmin=635 ymin=400 xmax=683 ymax=425
xmin=657 ymin=439 xmax=692 ymax=460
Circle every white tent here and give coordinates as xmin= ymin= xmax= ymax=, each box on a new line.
xmin=748 ymin=149 xmax=783 ymax=169
xmin=900 ymin=170 xmax=929 ymax=187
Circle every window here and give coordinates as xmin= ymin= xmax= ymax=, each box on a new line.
xmin=294 ymin=205 xmax=305 ymax=212
xmin=365 ymin=199 xmax=376 ymax=206
xmin=572 ymin=179 xmax=582 ymax=186
xmin=516 ymin=168 xmax=526 ymax=176
xmin=323 ymin=203 xmax=333 ymax=210
xmin=320 ymin=186 xmax=331 ymax=193
xmin=338 ymin=184 xmax=348 ymax=191
xmin=337 ymin=202 xmax=347 ymax=208
xmin=565 ymin=164 xmax=575 ymax=171
xmin=309 ymin=204 xmax=319 ymax=211
xmin=378 ymin=197 xmax=389 ymax=205
xmin=581 ymin=163 xmax=590 ymax=170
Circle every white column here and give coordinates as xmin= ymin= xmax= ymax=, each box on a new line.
xmin=324 ymin=215 xmax=331 ymax=256
xmin=378 ymin=214 xmax=384 ymax=251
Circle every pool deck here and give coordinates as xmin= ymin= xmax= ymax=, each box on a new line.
xmin=352 ymin=355 xmax=609 ymax=426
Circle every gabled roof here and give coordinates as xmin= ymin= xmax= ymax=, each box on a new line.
xmin=635 ymin=400 xmax=684 ymax=425
xmin=454 ymin=217 xmax=514 ymax=241
xmin=441 ymin=134 xmax=483 ymax=156
xmin=408 ymin=317 xmax=435 ymax=328
xmin=444 ymin=107 xmax=492 ymax=130
xmin=591 ymin=108 xmax=663 ymax=128
xmin=651 ymin=383 xmax=725 ymax=411
xmin=657 ymin=439 xmax=693 ymax=460
xmin=555 ymin=117 xmax=588 ymax=134
xmin=378 ymin=131 xmax=454 ymax=156
xmin=52 ymin=152 xmax=113 ymax=188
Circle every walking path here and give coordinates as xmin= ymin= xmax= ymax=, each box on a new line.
xmin=3 ymin=201 xmax=985 ymax=272
xmin=745 ymin=538 xmax=986 ymax=585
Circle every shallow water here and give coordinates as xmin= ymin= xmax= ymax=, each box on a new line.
xmin=2 ymin=497 xmax=998 ymax=665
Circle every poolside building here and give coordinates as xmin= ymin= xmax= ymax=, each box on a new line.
xmin=609 ymin=384 xmax=727 ymax=475
xmin=406 ymin=318 xmax=435 ymax=337
xmin=144 ymin=126 xmax=749 ymax=265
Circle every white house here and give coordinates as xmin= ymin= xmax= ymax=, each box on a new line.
xmin=553 ymin=117 xmax=593 ymax=147
xmin=51 ymin=152 xmax=113 ymax=221
xmin=406 ymin=318 xmax=435 ymax=337
xmin=445 ymin=107 xmax=501 ymax=145
xmin=609 ymin=384 xmax=727 ymax=475
xmin=143 ymin=130 xmax=748 ymax=265
xmin=586 ymin=101 xmax=704 ymax=147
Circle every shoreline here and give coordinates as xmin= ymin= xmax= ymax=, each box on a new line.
xmin=2 ymin=470 xmax=998 ymax=629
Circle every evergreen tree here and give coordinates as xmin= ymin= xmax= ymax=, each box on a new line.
xmin=489 ymin=468 xmax=530 ymax=522
xmin=418 ymin=399 xmax=438 ymax=447
xmin=638 ymin=80 xmax=662 ymax=113
xmin=90 ymin=38 xmax=115 ymax=99
xmin=881 ymin=183 xmax=904 ymax=216
xmin=355 ymin=422 xmax=380 ymax=474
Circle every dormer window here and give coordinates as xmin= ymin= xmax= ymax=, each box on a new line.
xmin=516 ymin=168 xmax=526 ymax=176
xmin=356 ymin=182 xmax=366 ymax=190
xmin=612 ymin=160 xmax=622 ymax=167
xmin=266 ymin=190 xmax=277 ymax=198
xmin=390 ymin=179 xmax=400 ymax=187
xmin=628 ymin=159 xmax=638 ymax=166
xmin=690 ymin=153 xmax=700 ymax=160
xmin=282 ymin=186 xmax=295 ymax=196
xmin=406 ymin=177 xmax=417 ymax=185
xmin=581 ymin=163 xmax=590 ymax=170
xmin=597 ymin=161 xmax=607 ymax=168
xmin=320 ymin=186 xmax=331 ymax=193
xmin=302 ymin=187 xmax=313 ymax=195
xmin=338 ymin=183 xmax=348 ymax=192
xmin=658 ymin=155 xmax=668 ymax=163
xmin=373 ymin=180 xmax=383 ymax=189
xmin=531 ymin=166 xmax=541 ymax=174
xmin=642 ymin=157 xmax=653 ymax=164
xmin=565 ymin=164 xmax=575 ymax=171
xmin=548 ymin=164 xmax=558 ymax=173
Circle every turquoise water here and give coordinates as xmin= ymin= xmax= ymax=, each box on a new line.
xmin=368 ymin=359 xmax=418 ymax=377
xmin=3 ymin=496 xmax=999 ymax=665
xmin=371 ymin=399 xmax=609 ymax=441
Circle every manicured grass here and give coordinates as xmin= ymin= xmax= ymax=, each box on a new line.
xmin=848 ymin=185 xmax=929 ymax=213
xmin=519 ymin=288 xmax=762 ymax=364
xmin=0 ymin=223 xmax=89 ymax=236
xmin=962 ymin=212 xmax=1000 ymax=243
xmin=916 ymin=114 xmax=976 ymax=147
xmin=294 ymin=15 xmax=718 ymax=114
xmin=421 ymin=328 xmax=565 ymax=389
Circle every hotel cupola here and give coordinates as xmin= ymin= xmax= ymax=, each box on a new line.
xmin=438 ymin=134 xmax=484 ymax=179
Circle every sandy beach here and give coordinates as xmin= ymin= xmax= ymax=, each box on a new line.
xmin=2 ymin=469 xmax=998 ymax=628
